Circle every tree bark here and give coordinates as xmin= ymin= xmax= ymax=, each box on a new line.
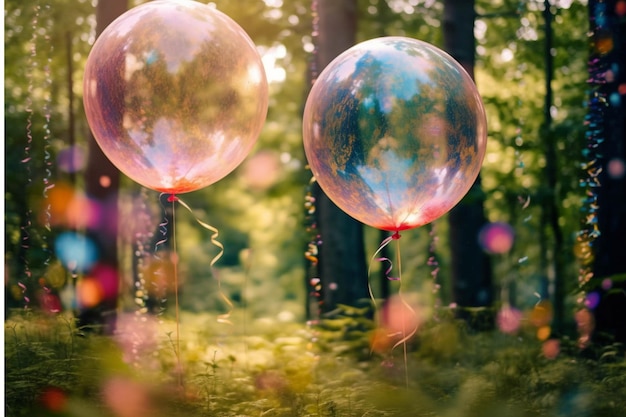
xmin=81 ymin=0 xmax=127 ymax=333
xmin=311 ymin=0 xmax=369 ymax=315
xmin=443 ymin=0 xmax=494 ymax=329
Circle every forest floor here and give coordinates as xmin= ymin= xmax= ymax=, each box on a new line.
xmin=4 ymin=307 xmax=626 ymax=417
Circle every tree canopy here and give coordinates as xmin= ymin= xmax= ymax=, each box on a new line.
xmin=4 ymin=0 xmax=603 ymax=332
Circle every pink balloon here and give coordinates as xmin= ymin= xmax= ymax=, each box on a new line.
xmin=83 ymin=0 xmax=268 ymax=194
xmin=303 ymin=37 xmax=487 ymax=231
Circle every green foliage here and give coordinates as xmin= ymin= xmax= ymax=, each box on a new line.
xmin=5 ymin=0 xmax=622 ymax=415
xmin=6 ymin=310 xmax=626 ymax=417
xmin=4 ymin=0 xmax=596 ymax=320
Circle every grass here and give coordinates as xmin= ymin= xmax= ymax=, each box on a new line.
xmin=5 ymin=307 xmax=626 ymax=417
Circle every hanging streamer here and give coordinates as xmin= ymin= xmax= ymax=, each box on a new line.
xmin=427 ymin=223 xmax=441 ymax=317
xmin=133 ymin=188 xmax=155 ymax=315
xmin=174 ymin=196 xmax=230 ymax=324
xmin=152 ymin=193 xmax=227 ymax=388
xmin=304 ymin=184 xmax=323 ymax=324
xmin=305 ymin=0 xmax=322 ymax=323
xmin=577 ymin=1 xmax=608 ymax=297
xmin=151 ymin=194 xmax=174 ymax=316
xmin=368 ymin=231 xmax=401 ymax=284
xmin=18 ymin=4 xmax=43 ymax=308
xmin=367 ymin=232 xmax=417 ymax=388
xmin=41 ymin=4 xmax=55 ymax=285
xmin=574 ymin=0 xmax=614 ymax=348
xmin=309 ymin=0 xmax=319 ymax=85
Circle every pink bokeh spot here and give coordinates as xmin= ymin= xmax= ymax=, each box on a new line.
xmin=497 ymin=306 xmax=523 ymax=334
xmin=542 ymin=339 xmax=560 ymax=360
xmin=479 ymin=222 xmax=515 ymax=254
xmin=89 ymin=263 xmax=119 ymax=301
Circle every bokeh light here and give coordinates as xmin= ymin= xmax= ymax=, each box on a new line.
xmin=56 ymin=145 xmax=87 ymax=173
xmin=529 ymin=300 xmax=553 ymax=328
xmin=99 ymin=175 xmax=111 ymax=188
xmin=478 ymin=222 xmax=515 ymax=254
xmin=595 ymin=34 xmax=613 ymax=55
xmin=40 ymin=292 xmax=62 ymax=314
xmin=76 ymin=277 xmax=104 ymax=308
xmin=607 ymin=158 xmax=625 ymax=179
xmin=68 ymin=195 xmax=103 ymax=230
xmin=38 ymin=386 xmax=67 ymax=412
xmin=89 ymin=263 xmax=119 ymax=301
xmin=575 ymin=308 xmax=595 ymax=348
xmin=542 ymin=339 xmax=560 ymax=360
xmin=379 ymin=294 xmax=422 ymax=341
xmin=102 ymin=377 xmax=154 ymax=417
xmin=370 ymin=327 xmax=394 ymax=354
xmin=537 ymin=325 xmax=551 ymax=341
xmin=114 ymin=313 xmax=159 ymax=368
xmin=371 ymin=297 xmax=421 ymax=355
xmin=44 ymin=261 xmax=68 ymax=290
xmin=585 ymin=291 xmax=601 ymax=310
xmin=609 ymin=92 xmax=621 ymax=106
xmin=55 ymin=232 xmax=99 ymax=272
xmin=240 ymin=150 xmax=282 ymax=191
xmin=46 ymin=183 xmax=76 ymax=226
xmin=46 ymin=183 xmax=103 ymax=229
xmin=496 ymin=305 xmax=523 ymax=334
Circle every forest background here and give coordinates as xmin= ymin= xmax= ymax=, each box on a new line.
xmin=5 ymin=0 xmax=626 ymax=415
xmin=4 ymin=0 xmax=597 ymax=328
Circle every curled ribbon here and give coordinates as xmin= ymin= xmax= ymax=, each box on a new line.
xmin=367 ymin=231 xmax=401 ymax=315
xmin=174 ymin=196 xmax=230 ymax=324
xmin=369 ymin=231 xmax=401 ymax=281
xmin=367 ymin=231 xmax=419 ymax=378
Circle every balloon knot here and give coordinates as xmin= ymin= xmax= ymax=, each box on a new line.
xmin=167 ymin=194 xmax=179 ymax=203
xmin=392 ymin=231 xmax=401 ymax=240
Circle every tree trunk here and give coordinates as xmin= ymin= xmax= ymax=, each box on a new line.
xmin=588 ymin=0 xmax=626 ymax=345
xmin=311 ymin=0 xmax=369 ymax=315
xmin=81 ymin=0 xmax=127 ymax=333
xmin=443 ymin=0 xmax=494 ymax=329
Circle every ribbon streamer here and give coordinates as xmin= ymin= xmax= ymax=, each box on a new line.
xmin=368 ymin=231 xmax=401 ymax=287
xmin=18 ymin=4 xmax=44 ymax=308
xmin=174 ymin=196 xmax=230 ymax=324
xmin=367 ymin=232 xmax=417 ymax=388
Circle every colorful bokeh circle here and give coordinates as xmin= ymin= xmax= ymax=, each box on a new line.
xmin=478 ymin=222 xmax=515 ymax=254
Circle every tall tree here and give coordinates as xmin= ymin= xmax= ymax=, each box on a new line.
xmin=310 ymin=0 xmax=369 ymax=315
xmin=587 ymin=0 xmax=626 ymax=344
xmin=80 ymin=0 xmax=128 ymax=332
xmin=443 ymin=0 xmax=494 ymax=328
xmin=540 ymin=0 xmax=569 ymax=334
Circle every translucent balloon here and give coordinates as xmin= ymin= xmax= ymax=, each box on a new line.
xmin=303 ymin=37 xmax=487 ymax=231
xmin=83 ymin=0 xmax=268 ymax=193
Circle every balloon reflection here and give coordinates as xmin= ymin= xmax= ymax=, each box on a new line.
xmin=303 ymin=37 xmax=487 ymax=231
xmin=83 ymin=0 xmax=268 ymax=194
